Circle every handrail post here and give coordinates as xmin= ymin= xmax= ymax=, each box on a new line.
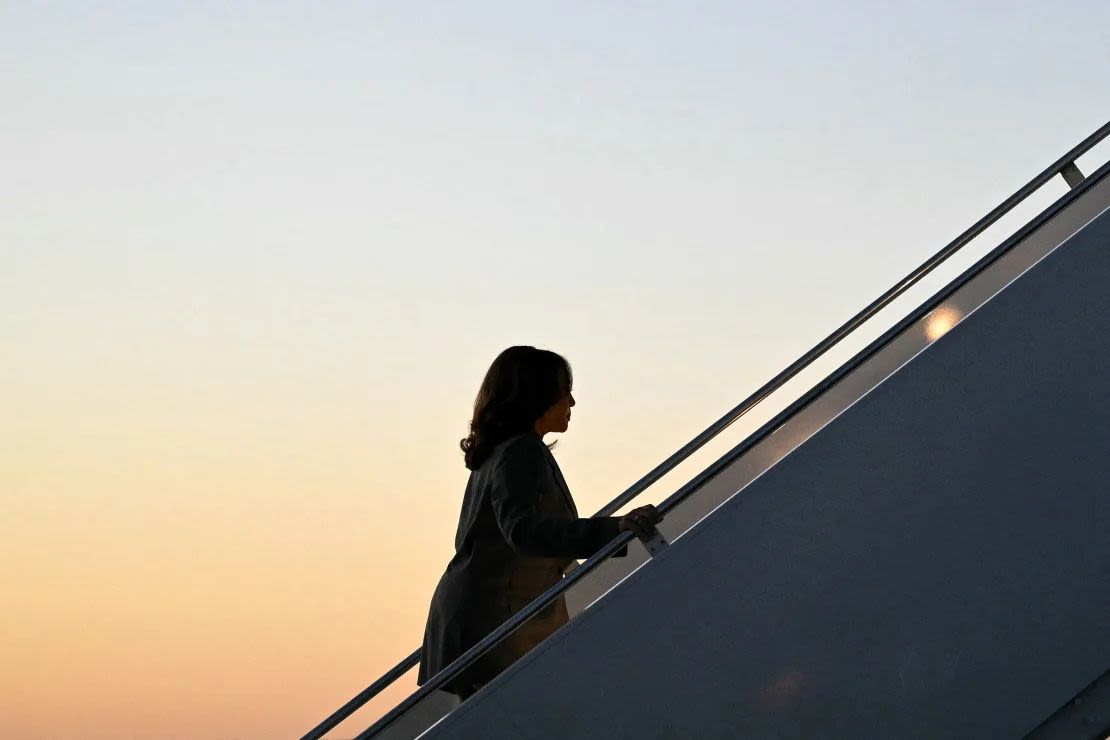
xmin=1060 ymin=161 xmax=1085 ymax=189
xmin=640 ymin=527 xmax=670 ymax=557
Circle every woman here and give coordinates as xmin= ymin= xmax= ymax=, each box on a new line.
xmin=417 ymin=346 xmax=663 ymax=701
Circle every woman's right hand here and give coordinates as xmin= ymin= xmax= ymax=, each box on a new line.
xmin=617 ymin=504 xmax=664 ymax=541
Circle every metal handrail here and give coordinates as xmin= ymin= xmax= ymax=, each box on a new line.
xmin=302 ymin=120 xmax=1110 ymax=740
xmin=304 ymin=649 xmax=420 ymax=740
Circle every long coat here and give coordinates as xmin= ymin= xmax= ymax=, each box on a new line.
xmin=417 ymin=432 xmax=624 ymax=696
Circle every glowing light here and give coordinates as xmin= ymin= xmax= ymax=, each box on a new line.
xmin=925 ymin=306 xmax=963 ymax=341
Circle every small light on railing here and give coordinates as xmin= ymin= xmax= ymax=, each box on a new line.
xmin=925 ymin=306 xmax=963 ymax=342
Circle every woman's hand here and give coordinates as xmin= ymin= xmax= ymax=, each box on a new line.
xmin=617 ymin=504 xmax=664 ymax=541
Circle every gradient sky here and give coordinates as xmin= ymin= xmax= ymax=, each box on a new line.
xmin=3 ymin=2 xmax=1109 ymax=738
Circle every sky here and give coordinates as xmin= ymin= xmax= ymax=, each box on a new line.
xmin=2 ymin=2 xmax=1109 ymax=738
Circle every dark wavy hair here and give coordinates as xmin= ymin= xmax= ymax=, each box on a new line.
xmin=460 ymin=346 xmax=573 ymax=470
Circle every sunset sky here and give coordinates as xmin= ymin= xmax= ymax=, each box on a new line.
xmin=4 ymin=2 xmax=1109 ymax=738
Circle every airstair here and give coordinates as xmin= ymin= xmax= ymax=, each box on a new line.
xmin=304 ymin=121 xmax=1110 ymax=739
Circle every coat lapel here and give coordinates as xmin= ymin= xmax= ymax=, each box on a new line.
xmin=542 ymin=448 xmax=579 ymax=518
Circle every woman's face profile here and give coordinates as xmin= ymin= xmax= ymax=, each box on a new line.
xmin=535 ymin=390 xmax=576 ymax=436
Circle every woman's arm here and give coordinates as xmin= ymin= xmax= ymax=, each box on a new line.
xmin=490 ymin=436 xmax=623 ymax=559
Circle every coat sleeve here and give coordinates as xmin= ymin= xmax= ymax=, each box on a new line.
xmin=490 ymin=437 xmax=624 ymax=559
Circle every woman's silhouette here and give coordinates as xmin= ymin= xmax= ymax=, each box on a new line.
xmin=417 ymin=346 xmax=662 ymax=701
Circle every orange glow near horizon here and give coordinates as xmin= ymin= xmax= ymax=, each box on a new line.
xmin=1 ymin=367 xmax=726 ymax=739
